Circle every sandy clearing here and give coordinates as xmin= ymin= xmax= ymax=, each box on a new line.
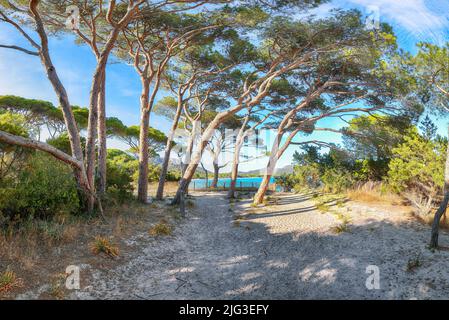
xmin=65 ymin=192 xmax=449 ymax=299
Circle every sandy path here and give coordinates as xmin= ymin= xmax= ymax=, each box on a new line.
xmin=72 ymin=192 xmax=449 ymax=299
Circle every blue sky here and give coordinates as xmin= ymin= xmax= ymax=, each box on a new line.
xmin=0 ymin=0 xmax=448 ymax=173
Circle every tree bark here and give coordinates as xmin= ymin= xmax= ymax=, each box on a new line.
xmin=211 ymin=162 xmax=219 ymax=188
xmin=172 ymin=116 xmax=225 ymax=204
xmin=156 ymin=97 xmax=183 ymax=200
xmin=97 ymin=71 xmax=107 ymax=195
xmin=85 ymin=68 xmax=101 ymax=212
xmin=253 ymin=152 xmax=278 ymax=205
xmin=228 ymin=162 xmax=239 ymax=198
xmin=228 ymin=124 xmax=247 ymax=199
xmin=137 ymin=80 xmax=150 ymax=203
xmin=430 ymin=126 xmax=449 ymax=248
xmin=253 ymin=174 xmax=272 ymax=205
xmin=29 ymin=0 xmax=91 ymax=204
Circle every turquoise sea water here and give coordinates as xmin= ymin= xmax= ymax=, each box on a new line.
xmin=190 ymin=176 xmax=276 ymax=190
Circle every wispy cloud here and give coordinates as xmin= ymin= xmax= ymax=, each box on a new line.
xmin=346 ymin=0 xmax=449 ymax=44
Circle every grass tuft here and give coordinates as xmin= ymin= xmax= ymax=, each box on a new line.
xmin=149 ymin=221 xmax=173 ymax=236
xmin=90 ymin=236 xmax=119 ymax=258
xmin=0 ymin=269 xmax=22 ymax=293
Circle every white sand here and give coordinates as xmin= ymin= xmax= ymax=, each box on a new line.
xmin=69 ymin=192 xmax=449 ymax=300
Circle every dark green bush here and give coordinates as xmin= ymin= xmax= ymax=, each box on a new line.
xmin=0 ymin=153 xmax=81 ymax=222
xmin=105 ymin=149 xmax=136 ymax=204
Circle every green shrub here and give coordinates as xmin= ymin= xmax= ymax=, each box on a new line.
xmin=387 ymin=129 xmax=445 ymax=195
xmin=0 ymin=153 xmax=80 ymax=222
xmin=47 ymin=133 xmax=86 ymax=156
xmin=166 ymin=169 xmax=181 ymax=181
xmin=321 ymin=168 xmax=354 ymax=193
xmin=105 ymin=149 xmax=136 ymax=203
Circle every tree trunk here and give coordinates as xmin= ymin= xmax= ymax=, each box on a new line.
xmin=29 ymin=1 xmax=91 ymax=203
xmin=137 ymin=109 xmax=150 ymax=203
xmin=228 ymin=162 xmax=239 ymax=199
xmin=156 ymin=98 xmax=183 ymax=200
xmin=211 ymin=163 xmax=219 ymax=188
xmin=137 ymin=79 xmax=150 ymax=203
xmin=97 ymin=71 xmax=107 ymax=195
xmin=172 ymin=117 xmax=224 ymax=204
xmin=430 ymin=127 xmax=449 ymax=248
xmin=253 ymin=174 xmax=272 ymax=205
xmin=228 ymin=130 xmax=245 ymax=199
xmin=172 ymin=102 xmax=258 ymax=205
xmin=253 ymin=128 xmax=300 ymax=205
xmin=253 ymin=143 xmax=280 ymax=205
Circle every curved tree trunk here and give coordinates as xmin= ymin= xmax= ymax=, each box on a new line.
xmin=29 ymin=0 xmax=91 ymax=204
xmin=430 ymin=127 xmax=449 ymax=248
xmin=156 ymin=98 xmax=183 ymax=200
xmin=172 ymin=110 xmax=246 ymax=205
xmin=97 ymin=71 xmax=107 ymax=195
xmin=253 ymin=152 xmax=278 ymax=205
xmin=253 ymin=174 xmax=272 ymax=205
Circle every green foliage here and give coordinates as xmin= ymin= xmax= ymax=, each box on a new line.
xmin=46 ymin=133 xmax=86 ymax=156
xmin=343 ymin=115 xmax=413 ymax=161
xmin=387 ymin=128 xmax=445 ymax=195
xmin=105 ymin=149 xmax=137 ymax=203
xmin=0 ymin=153 xmax=80 ymax=222
xmin=321 ymin=168 xmax=354 ymax=193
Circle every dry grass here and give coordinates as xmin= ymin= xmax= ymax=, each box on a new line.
xmin=0 ymin=199 xmax=175 ymax=298
xmin=147 ymin=181 xmax=179 ymax=197
xmin=149 ymin=220 xmax=173 ymax=236
xmin=0 ymin=269 xmax=23 ymax=293
xmin=47 ymin=273 xmax=67 ymax=300
xmin=90 ymin=236 xmax=119 ymax=258
xmin=347 ymin=182 xmax=402 ymax=205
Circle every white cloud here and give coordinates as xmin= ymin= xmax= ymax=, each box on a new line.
xmin=346 ymin=0 xmax=449 ymax=43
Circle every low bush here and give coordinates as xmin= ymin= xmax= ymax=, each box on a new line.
xmin=0 ymin=153 xmax=81 ymax=222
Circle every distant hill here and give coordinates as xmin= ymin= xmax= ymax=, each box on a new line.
xmin=240 ymin=164 xmax=294 ymax=176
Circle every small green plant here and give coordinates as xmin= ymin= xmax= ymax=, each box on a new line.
xmin=90 ymin=236 xmax=119 ymax=258
xmin=332 ymin=223 xmax=350 ymax=234
xmin=406 ymin=255 xmax=422 ymax=272
xmin=149 ymin=221 xmax=173 ymax=236
xmin=0 ymin=269 xmax=22 ymax=293
xmin=316 ymin=203 xmax=330 ymax=213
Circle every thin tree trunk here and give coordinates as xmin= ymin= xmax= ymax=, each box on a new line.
xmin=137 ymin=107 xmax=150 ymax=203
xmin=156 ymin=98 xmax=183 ymax=200
xmin=430 ymin=127 xmax=449 ymax=248
xmin=201 ymin=162 xmax=208 ymax=189
xmin=211 ymin=162 xmax=219 ymax=188
xmin=97 ymin=71 xmax=107 ymax=195
xmin=228 ymin=128 xmax=246 ymax=199
xmin=228 ymin=162 xmax=239 ymax=198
